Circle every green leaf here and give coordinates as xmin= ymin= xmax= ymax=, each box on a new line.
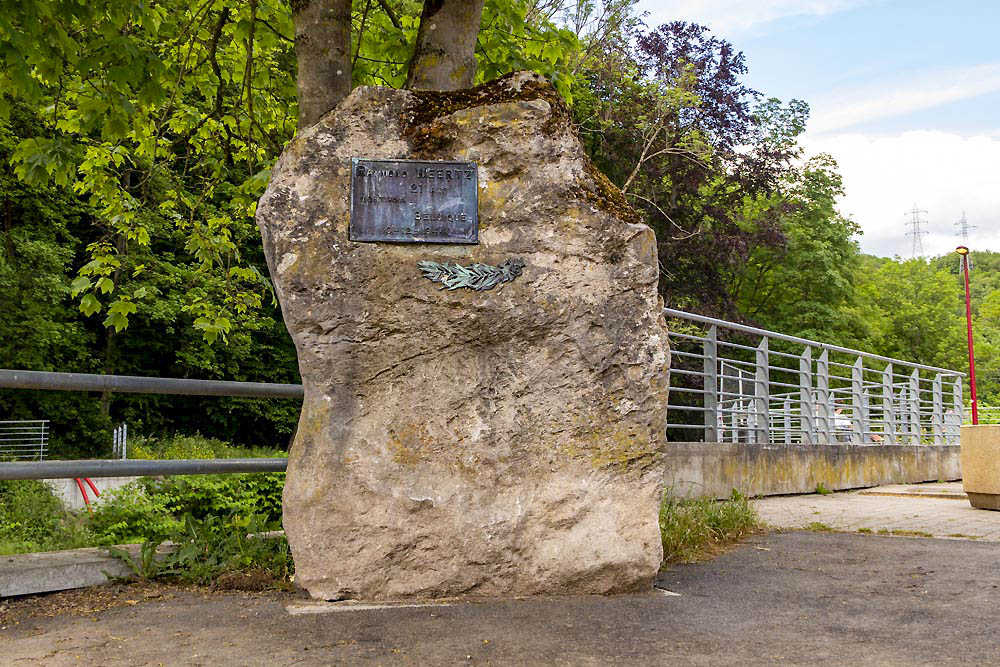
xmin=80 ymin=293 xmax=102 ymax=317
xmin=70 ymin=276 xmax=92 ymax=296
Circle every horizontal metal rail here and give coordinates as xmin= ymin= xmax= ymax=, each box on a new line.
xmin=663 ymin=308 xmax=964 ymax=376
xmin=0 ymin=458 xmax=288 ymax=480
xmin=0 ymin=369 xmax=303 ymax=399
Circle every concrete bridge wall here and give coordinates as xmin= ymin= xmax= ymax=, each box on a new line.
xmin=664 ymin=442 xmax=961 ymax=499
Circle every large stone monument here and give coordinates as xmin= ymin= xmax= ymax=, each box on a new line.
xmin=257 ymin=71 xmax=670 ymax=601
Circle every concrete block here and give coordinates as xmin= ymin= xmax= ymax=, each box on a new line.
xmin=1 ymin=544 xmax=146 ymax=598
xmin=960 ymin=425 xmax=1000 ymax=510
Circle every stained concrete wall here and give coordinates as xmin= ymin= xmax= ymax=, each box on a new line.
xmin=664 ymin=442 xmax=961 ymax=499
xmin=44 ymin=476 xmax=141 ymax=511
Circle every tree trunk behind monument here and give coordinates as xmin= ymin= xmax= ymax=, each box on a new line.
xmin=293 ymin=0 xmax=353 ymax=129
xmin=404 ymin=0 xmax=485 ymax=91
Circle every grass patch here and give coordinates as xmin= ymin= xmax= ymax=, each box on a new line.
xmin=815 ymin=482 xmax=832 ymax=495
xmin=659 ymin=490 xmax=761 ymax=565
xmin=856 ymin=527 xmax=872 ymax=534
xmin=804 ymin=521 xmax=834 ymax=532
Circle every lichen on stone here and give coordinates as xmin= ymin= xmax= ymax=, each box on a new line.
xmin=401 ymin=71 xmax=573 ymax=155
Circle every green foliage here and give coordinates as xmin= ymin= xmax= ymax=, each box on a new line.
xmin=659 ymin=489 xmax=760 ymax=565
xmin=109 ymin=514 xmax=292 ymax=586
xmin=159 ymin=513 xmax=291 ymax=585
xmin=128 ymin=433 xmax=283 ymax=460
xmin=815 ymin=482 xmax=831 ymax=495
xmin=87 ymin=482 xmax=182 ymax=545
xmin=107 ymin=540 xmax=167 ymax=581
xmin=804 ymin=521 xmax=833 ymax=532
xmin=0 ymin=479 xmax=94 ymax=554
xmin=731 ymin=154 xmax=865 ymax=345
xmin=849 ymin=256 xmax=967 ymax=370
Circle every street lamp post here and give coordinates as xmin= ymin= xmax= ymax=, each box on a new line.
xmin=956 ymin=246 xmax=978 ymax=425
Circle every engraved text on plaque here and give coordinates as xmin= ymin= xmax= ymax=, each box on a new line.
xmin=349 ymin=158 xmax=479 ymax=244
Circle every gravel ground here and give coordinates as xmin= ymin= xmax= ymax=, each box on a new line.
xmin=3 ymin=531 xmax=999 ymax=666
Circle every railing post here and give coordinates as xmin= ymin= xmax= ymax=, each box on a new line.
xmin=799 ymin=347 xmax=815 ymax=445
xmin=882 ymin=364 xmax=895 ymax=444
xmin=783 ymin=398 xmax=792 ymax=444
xmin=816 ymin=349 xmax=831 ymax=444
xmin=909 ymin=369 xmax=921 ymax=444
xmin=932 ymin=373 xmax=944 ymax=445
xmin=952 ymin=376 xmax=964 ymax=441
xmin=755 ymin=337 xmax=770 ymax=444
xmin=851 ymin=357 xmax=864 ymax=444
xmin=703 ymin=325 xmax=718 ymax=443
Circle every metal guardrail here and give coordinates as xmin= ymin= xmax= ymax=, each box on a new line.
xmin=0 ymin=458 xmax=288 ymax=480
xmin=0 ymin=369 xmax=300 ymax=480
xmin=0 ymin=369 xmax=303 ymax=399
xmin=0 ymin=420 xmax=48 ymax=460
xmin=663 ymin=308 xmax=966 ymax=446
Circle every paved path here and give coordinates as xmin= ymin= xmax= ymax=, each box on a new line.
xmin=4 ymin=532 xmax=1000 ymax=666
xmin=755 ymin=482 xmax=1000 ymax=539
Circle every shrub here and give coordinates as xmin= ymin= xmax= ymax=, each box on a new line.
xmin=659 ymin=489 xmax=761 ymax=565
xmin=87 ymin=482 xmax=182 ymax=545
xmin=149 ymin=472 xmax=284 ymax=525
xmin=0 ymin=479 xmax=94 ymax=554
xmin=129 ymin=434 xmax=283 ymax=461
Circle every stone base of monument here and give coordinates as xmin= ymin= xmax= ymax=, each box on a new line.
xmin=257 ymin=71 xmax=670 ymax=601
xmin=960 ymin=425 xmax=1000 ymax=510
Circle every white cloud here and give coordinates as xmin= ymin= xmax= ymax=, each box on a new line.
xmin=802 ymin=130 xmax=1000 ymax=257
xmin=636 ymin=0 xmax=868 ymax=35
xmin=808 ymin=64 xmax=1000 ymax=134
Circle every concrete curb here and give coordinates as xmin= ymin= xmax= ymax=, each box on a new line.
xmin=0 ymin=544 xmax=162 ymax=598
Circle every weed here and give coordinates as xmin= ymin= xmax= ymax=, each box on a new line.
xmin=659 ymin=489 xmax=761 ymax=565
xmin=856 ymin=527 xmax=872 ymax=534
xmin=815 ymin=482 xmax=832 ymax=495
xmin=106 ymin=540 xmax=168 ymax=580
xmin=110 ymin=513 xmax=292 ymax=588
xmin=889 ymin=530 xmax=933 ymax=538
xmin=877 ymin=528 xmax=891 ymax=535
xmin=804 ymin=521 xmax=833 ymax=532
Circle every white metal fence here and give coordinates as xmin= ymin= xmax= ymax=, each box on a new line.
xmin=112 ymin=423 xmax=128 ymax=459
xmin=970 ymin=407 xmax=1000 ymax=425
xmin=0 ymin=420 xmax=49 ymax=460
xmin=664 ymin=309 xmax=965 ymax=445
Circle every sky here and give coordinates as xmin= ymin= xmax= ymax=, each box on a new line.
xmin=634 ymin=0 xmax=1000 ymax=258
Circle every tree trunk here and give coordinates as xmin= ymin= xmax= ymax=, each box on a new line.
xmin=405 ymin=0 xmax=485 ymax=91
xmin=292 ymin=0 xmax=353 ymax=130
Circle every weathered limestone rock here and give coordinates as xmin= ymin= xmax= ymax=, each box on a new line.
xmin=257 ymin=71 xmax=670 ymax=600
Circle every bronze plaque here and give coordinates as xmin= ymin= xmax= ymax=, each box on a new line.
xmin=349 ymin=158 xmax=478 ymax=244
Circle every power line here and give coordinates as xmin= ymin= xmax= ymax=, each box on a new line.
xmin=904 ymin=203 xmax=928 ymax=259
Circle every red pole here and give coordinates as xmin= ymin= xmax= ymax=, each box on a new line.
xmin=960 ymin=249 xmax=978 ymax=425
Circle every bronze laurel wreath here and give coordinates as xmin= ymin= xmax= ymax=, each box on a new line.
xmin=418 ymin=259 xmax=525 ymax=291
